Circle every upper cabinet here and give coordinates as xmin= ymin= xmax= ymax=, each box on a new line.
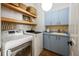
xmin=45 ymin=7 xmax=69 ymax=25
xmin=45 ymin=11 xmax=52 ymax=25
xmin=58 ymin=7 xmax=69 ymax=25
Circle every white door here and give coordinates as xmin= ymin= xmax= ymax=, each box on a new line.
xmin=69 ymin=3 xmax=79 ymax=56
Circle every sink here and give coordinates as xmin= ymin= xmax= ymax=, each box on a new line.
xmin=50 ymin=32 xmax=68 ymax=36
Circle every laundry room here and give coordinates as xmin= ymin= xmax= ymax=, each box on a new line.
xmin=0 ymin=3 xmax=79 ymax=56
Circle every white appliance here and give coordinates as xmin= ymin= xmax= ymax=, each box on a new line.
xmin=23 ymin=31 xmax=43 ymax=56
xmin=1 ymin=30 xmax=33 ymax=56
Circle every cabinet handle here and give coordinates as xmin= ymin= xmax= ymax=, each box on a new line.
xmin=67 ymin=41 xmax=73 ymax=46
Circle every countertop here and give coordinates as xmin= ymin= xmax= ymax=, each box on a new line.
xmin=26 ymin=30 xmax=42 ymax=34
xmin=43 ymin=32 xmax=69 ymax=37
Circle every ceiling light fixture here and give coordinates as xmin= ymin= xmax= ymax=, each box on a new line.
xmin=41 ymin=0 xmax=53 ymax=11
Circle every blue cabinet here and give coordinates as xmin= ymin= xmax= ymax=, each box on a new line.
xmin=58 ymin=36 xmax=69 ymax=55
xmin=45 ymin=7 xmax=69 ymax=25
xmin=51 ymin=11 xmax=59 ymax=25
xmin=45 ymin=11 xmax=52 ymax=25
xmin=43 ymin=34 xmax=50 ymax=50
xmin=50 ymin=35 xmax=59 ymax=52
xmin=55 ymin=36 xmax=69 ymax=55
xmin=43 ymin=33 xmax=69 ymax=56
xmin=58 ymin=8 xmax=69 ymax=25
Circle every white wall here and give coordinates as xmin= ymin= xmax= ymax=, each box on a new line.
xmin=1 ymin=3 xmax=45 ymax=32
xmin=1 ymin=6 xmax=31 ymax=30
xmin=34 ymin=3 xmax=45 ymax=32
xmin=23 ymin=3 xmax=45 ymax=32
xmin=24 ymin=3 xmax=45 ymax=32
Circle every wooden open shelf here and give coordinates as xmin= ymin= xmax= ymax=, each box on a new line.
xmin=2 ymin=3 xmax=37 ymax=18
xmin=1 ymin=17 xmax=37 ymax=26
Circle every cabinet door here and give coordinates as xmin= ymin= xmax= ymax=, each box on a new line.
xmin=60 ymin=7 xmax=69 ymax=25
xmin=51 ymin=11 xmax=58 ymax=25
xmin=51 ymin=7 xmax=69 ymax=25
xmin=45 ymin=11 xmax=52 ymax=25
xmin=45 ymin=7 xmax=69 ymax=25
xmin=49 ymin=35 xmax=69 ymax=56
xmin=56 ymin=36 xmax=69 ymax=56
xmin=49 ymin=35 xmax=58 ymax=52
xmin=43 ymin=34 xmax=50 ymax=50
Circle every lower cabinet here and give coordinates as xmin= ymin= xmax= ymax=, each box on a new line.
xmin=50 ymin=35 xmax=58 ymax=52
xmin=43 ymin=34 xmax=69 ymax=56
xmin=54 ymin=36 xmax=69 ymax=56
xmin=43 ymin=34 xmax=50 ymax=50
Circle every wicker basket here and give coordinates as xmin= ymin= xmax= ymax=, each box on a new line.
xmin=19 ymin=3 xmax=27 ymax=10
xmin=26 ymin=6 xmax=37 ymax=15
